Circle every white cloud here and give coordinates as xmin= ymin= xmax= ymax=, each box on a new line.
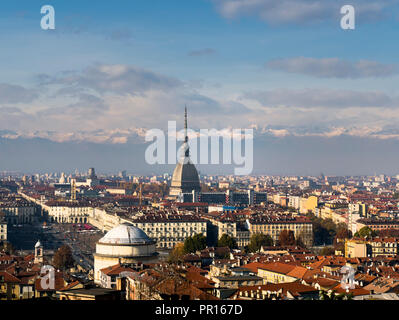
xmin=38 ymin=64 xmax=182 ymax=96
xmin=0 ymin=83 xmax=38 ymax=104
xmin=212 ymin=0 xmax=398 ymax=24
xmin=267 ymin=57 xmax=398 ymax=78
xmin=243 ymin=88 xmax=397 ymax=108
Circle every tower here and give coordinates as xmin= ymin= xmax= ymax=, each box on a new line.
xmin=34 ymin=240 xmax=43 ymax=264
xmin=71 ymin=178 xmax=76 ymax=202
xmin=169 ymin=107 xmax=201 ymax=198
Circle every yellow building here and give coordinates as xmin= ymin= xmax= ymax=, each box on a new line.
xmin=246 ymin=217 xmax=313 ymax=247
xmin=257 ymin=263 xmax=300 ymax=284
xmin=299 ymin=196 xmax=318 ymax=214
xmin=0 ymin=273 xmax=21 ymax=300
xmin=345 ymin=239 xmax=368 ymax=258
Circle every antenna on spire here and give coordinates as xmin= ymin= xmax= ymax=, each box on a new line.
xmin=184 ymin=106 xmax=190 ymax=158
xmin=184 ymin=105 xmax=188 ymax=143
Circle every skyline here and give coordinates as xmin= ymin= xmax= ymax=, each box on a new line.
xmin=1 ymin=1 xmax=399 ymax=174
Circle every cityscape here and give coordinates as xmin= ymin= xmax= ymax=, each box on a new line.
xmin=3 ymin=113 xmax=399 ymax=300
xmin=2 ymin=0 xmax=399 ymax=308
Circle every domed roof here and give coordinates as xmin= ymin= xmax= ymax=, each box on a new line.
xmin=99 ymin=223 xmax=153 ymax=245
xmin=171 ymin=159 xmax=200 ymax=187
xmin=35 ymin=240 xmax=42 ymax=248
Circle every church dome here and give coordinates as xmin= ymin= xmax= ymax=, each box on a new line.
xmin=171 ymin=159 xmax=201 ymax=190
xmin=99 ymin=223 xmax=153 ymax=245
xmin=35 ymin=240 xmax=42 ymax=248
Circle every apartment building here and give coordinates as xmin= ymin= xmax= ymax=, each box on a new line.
xmin=345 ymin=238 xmax=399 ymax=258
xmin=130 ymin=214 xmax=207 ymax=249
xmin=42 ymin=201 xmax=94 ymax=223
xmin=0 ymin=196 xmax=36 ymax=224
xmin=0 ymin=212 xmax=7 ymax=242
xmin=246 ymin=216 xmax=313 ymax=247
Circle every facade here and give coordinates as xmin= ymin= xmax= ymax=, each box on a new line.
xmin=356 ymin=219 xmax=399 ymax=232
xmin=257 ymin=263 xmax=311 ymax=284
xmin=345 ymin=238 xmax=399 ymax=258
xmin=181 ymin=190 xmax=267 ymax=206
xmin=348 ymin=212 xmax=361 ymax=235
xmin=0 ymin=196 xmax=36 ymax=224
xmin=288 ymin=196 xmax=301 ymax=210
xmin=99 ymin=264 xmax=137 ymax=289
xmin=43 ymin=201 xmax=93 ymax=223
xmin=211 ymin=275 xmax=263 ymax=289
xmin=0 ymin=212 xmax=7 ymax=242
xmin=131 ymin=214 xmax=207 ymax=249
xmin=345 ymin=239 xmax=369 ymax=258
xmin=232 ymin=283 xmax=319 ymax=300
xmin=349 ymin=202 xmax=368 ymax=216
xmin=246 ymin=216 xmax=313 ymax=247
xmin=93 ymin=223 xmax=157 ymax=284
xmin=89 ymin=207 xmax=125 ymax=232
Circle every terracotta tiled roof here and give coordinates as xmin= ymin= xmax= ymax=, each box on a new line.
xmin=185 ymin=272 xmax=215 ymax=290
xmin=234 ymin=281 xmax=318 ymax=299
xmin=364 ymin=277 xmax=399 ymax=293
xmin=100 ymin=264 xmax=136 ymax=276
xmin=34 ymin=272 xmax=66 ymax=291
xmin=286 ymin=266 xmax=314 ymax=279
xmin=332 ymin=284 xmax=370 ymax=296
xmin=242 ymin=262 xmax=270 ymax=274
xmin=306 ymin=277 xmax=340 ymax=289
xmin=258 ymin=262 xmax=297 ymax=275
xmin=0 ymin=271 xmax=21 ymax=283
xmin=59 ymin=280 xmax=83 ymax=291
xmin=185 ymin=266 xmax=208 ymax=275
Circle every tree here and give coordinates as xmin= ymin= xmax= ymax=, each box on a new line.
xmin=53 ymin=245 xmax=74 ymax=270
xmin=354 ymin=226 xmax=377 ymax=238
xmin=247 ymin=233 xmax=273 ymax=253
xmin=183 ymin=234 xmax=207 ymax=254
xmin=334 ymin=226 xmax=352 ymax=252
xmin=168 ymin=242 xmax=185 ymax=263
xmin=319 ymin=290 xmax=353 ymax=300
xmin=0 ymin=241 xmax=14 ymax=254
xmin=306 ymin=213 xmax=345 ymax=246
xmin=320 ymin=246 xmax=336 ymax=256
xmin=335 ymin=227 xmax=352 ymax=241
xmin=278 ymin=230 xmax=296 ymax=246
xmin=218 ymin=234 xmax=237 ymax=249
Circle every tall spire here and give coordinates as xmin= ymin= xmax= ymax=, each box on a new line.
xmin=184 ymin=105 xmax=188 ymax=143
xmin=184 ymin=106 xmax=189 ymax=158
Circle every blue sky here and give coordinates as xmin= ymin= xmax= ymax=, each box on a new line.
xmin=1 ymin=0 xmax=399 ymax=174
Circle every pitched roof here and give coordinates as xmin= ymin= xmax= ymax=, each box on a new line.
xmin=286 ymin=266 xmax=313 ymax=279
xmin=258 ymin=262 xmax=297 ymax=275
xmin=34 ymin=272 xmax=66 ymax=291
xmin=100 ymin=264 xmax=136 ymax=276
xmin=241 ymin=262 xmax=270 ymax=274
xmin=234 ymin=281 xmax=318 ymax=299
xmin=0 ymin=271 xmax=21 ymax=283
xmin=364 ymin=277 xmax=399 ymax=293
